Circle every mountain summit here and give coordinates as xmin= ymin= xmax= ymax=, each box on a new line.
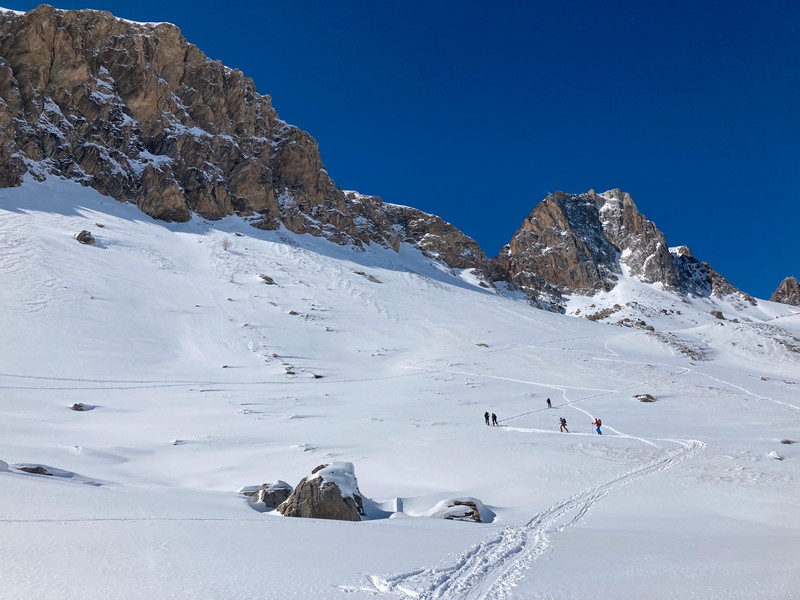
xmin=489 ymin=189 xmax=755 ymax=310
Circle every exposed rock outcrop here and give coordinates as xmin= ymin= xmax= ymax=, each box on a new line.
xmin=771 ymin=276 xmax=800 ymax=307
xmin=344 ymin=191 xmax=486 ymax=269
xmin=490 ymin=190 xmax=755 ymax=309
xmin=0 ymin=6 xmax=486 ymax=269
xmin=490 ymin=189 xmax=679 ymax=307
xmin=671 ymin=246 xmax=756 ymax=305
xmin=277 ymin=462 xmax=365 ymax=521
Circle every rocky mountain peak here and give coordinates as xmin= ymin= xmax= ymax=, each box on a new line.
xmin=490 ymin=189 xmax=680 ymax=306
xmin=489 ymin=190 xmax=755 ymax=309
xmin=771 ymin=276 xmax=800 ymax=307
xmin=0 ymin=5 xmax=486 ymax=267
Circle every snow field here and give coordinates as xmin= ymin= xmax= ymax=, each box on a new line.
xmin=1 ymin=177 xmax=799 ymax=599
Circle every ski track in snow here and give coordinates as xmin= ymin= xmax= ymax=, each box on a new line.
xmin=355 ymin=335 xmax=793 ymax=598
xmin=362 ymin=438 xmax=704 ymax=599
xmin=352 ymin=344 xmax=709 ymax=599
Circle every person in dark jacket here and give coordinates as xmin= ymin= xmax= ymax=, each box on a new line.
xmin=546 ymin=398 xmax=552 ymax=408
xmin=491 ymin=413 xmax=498 ymax=426
xmin=559 ymin=417 xmax=569 ymax=432
xmin=484 ymin=411 xmax=490 ymax=426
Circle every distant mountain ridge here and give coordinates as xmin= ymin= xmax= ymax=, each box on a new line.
xmin=0 ymin=5 xmax=794 ymax=311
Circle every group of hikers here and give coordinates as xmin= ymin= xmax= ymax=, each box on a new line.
xmin=557 ymin=416 xmax=602 ymax=434
xmin=484 ymin=397 xmax=603 ymax=435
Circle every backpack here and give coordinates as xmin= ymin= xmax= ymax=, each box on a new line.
xmin=596 ymin=418 xmax=602 ymax=427
xmin=560 ymin=418 xmax=566 ymax=425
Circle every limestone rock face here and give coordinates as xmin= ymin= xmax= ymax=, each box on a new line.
xmin=595 ymin=189 xmax=681 ymax=288
xmin=277 ymin=463 xmax=365 ymax=521
xmin=490 ymin=190 xmax=754 ymax=308
xmin=771 ymin=276 xmax=800 ymax=307
xmin=345 ymin=191 xmax=487 ymax=269
xmin=0 ymin=6 xmax=486 ymax=271
xmin=490 ymin=190 xmax=678 ymax=307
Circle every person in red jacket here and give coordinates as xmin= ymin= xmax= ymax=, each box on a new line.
xmin=593 ymin=417 xmax=602 ymax=435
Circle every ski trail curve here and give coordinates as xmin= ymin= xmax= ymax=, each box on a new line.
xmin=364 ymin=438 xmax=704 ymax=600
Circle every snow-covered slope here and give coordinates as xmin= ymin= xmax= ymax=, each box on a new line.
xmin=2 ymin=178 xmax=799 ymax=600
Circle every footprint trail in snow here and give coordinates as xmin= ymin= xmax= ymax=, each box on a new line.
xmin=360 ymin=438 xmax=704 ymax=599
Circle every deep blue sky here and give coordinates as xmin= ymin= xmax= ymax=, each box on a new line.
xmin=5 ymin=1 xmax=799 ymax=298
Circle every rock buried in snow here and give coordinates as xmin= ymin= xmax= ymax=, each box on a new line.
xmin=634 ymin=393 xmax=655 ymax=402
xmin=17 ymin=465 xmax=53 ymax=475
xmin=75 ymin=230 xmax=96 ymax=244
xmin=780 ymin=439 xmax=794 ymax=445
xmin=425 ymin=497 xmax=485 ymax=523
xmin=277 ymin=462 xmax=365 ymax=521
xmin=258 ymin=274 xmax=276 ymax=284
xmin=768 ymin=451 xmax=785 ymax=461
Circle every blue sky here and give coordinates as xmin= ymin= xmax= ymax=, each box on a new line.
xmin=5 ymin=1 xmax=799 ymax=298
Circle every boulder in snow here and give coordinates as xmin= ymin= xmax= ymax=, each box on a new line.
xmin=634 ymin=393 xmax=656 ymax=402
xmin=75 ymin=230 xmax=96 ymax=244
xmin=425 ymin=497 xmax=486 ymax=523
xmin=240 ymin=480 xmax=293 ymax=511
xmin=277 ymin=462 xmax=365 ymax=521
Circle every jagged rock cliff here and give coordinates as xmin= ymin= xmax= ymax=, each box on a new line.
xmin=0 ymin=5 xmax=486 ymax=267
xmin=490 ymin=190 xmax=679 ymax=305
xmin=490 ymin=189 xmax=754 ymax=308
xmin=771 ymin=276 xmax=800 ymax=307
xmin=671 ymin=245 xmax=756 ymax=304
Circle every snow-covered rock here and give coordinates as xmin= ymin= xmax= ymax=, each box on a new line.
xmin=424 ymin=497 xmax=486 ymax=523
xmin=277 ymin=463 xmax=366 ymax=521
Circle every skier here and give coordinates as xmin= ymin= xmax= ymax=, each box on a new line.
xmin=491 ymin=413 xmax=498 ymax=427
xmin=559 ymin=417 xmax=568 ymax=433
xmin=484 ymin=411 xmax=490 ymax=426
xmin=593 ymin=417 xmax=602 ymax=435
xmin=546 ymin=398 xmax=552 ymax=408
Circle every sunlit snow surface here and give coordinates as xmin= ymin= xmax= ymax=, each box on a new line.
xmin=1 ymin=177 xmax=799 ymax=599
